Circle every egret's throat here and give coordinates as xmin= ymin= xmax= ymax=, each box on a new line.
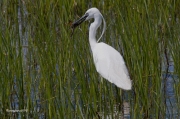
xmin=89 ymin=14 xmax=102 ymax=49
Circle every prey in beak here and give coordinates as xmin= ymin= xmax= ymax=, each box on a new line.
xmin=71 ymin=13 xmax=89 ymax=28
xmin=71 ymin=13 xmax=89 ymax=36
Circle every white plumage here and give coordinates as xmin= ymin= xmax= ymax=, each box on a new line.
xmin=72 ymin=8 xmax=132 ymax=90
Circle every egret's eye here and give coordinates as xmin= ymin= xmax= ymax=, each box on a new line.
xmin=85 ymin=13 xmax=89 ymax=16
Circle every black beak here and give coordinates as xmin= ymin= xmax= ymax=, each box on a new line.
xmin=71 ymin=13 xmax=89 ymax=29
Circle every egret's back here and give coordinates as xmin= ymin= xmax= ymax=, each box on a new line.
xmin=92 ymin=42 xmax=132 ymax=90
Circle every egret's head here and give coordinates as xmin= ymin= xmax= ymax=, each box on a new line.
xmin=71 ymin=7 xmax=100 ymax=28
xmin=85 ymin=8 xmax=100 ymax=21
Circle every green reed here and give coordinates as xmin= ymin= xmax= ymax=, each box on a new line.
xmin=0 ymin=0 xmax=179 ymax=118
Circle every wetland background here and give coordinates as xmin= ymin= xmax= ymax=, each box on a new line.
xmin=0 ymin=0 xmax=180 ymax=118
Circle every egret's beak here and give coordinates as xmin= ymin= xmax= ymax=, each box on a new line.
xmin=71 ymin=13 xmax=89 ymax=29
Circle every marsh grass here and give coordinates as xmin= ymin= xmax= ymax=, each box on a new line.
xmin=0 ymin=0 xmax=180 ymax=118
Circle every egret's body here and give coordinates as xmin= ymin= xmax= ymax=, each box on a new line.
xmin=72 ymin=8 xmax=132 ymax=90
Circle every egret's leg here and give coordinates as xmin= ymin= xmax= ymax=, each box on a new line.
xmin=100 ymin=76 xmax=104 ymax=93
xmin=100 ymin=76 xmax=103 ymax=83
xmin=99 ymin=76 xmax=103 ymax=92
xmin=100 ymin=76 xmax=107 ymax=92
xmin=99 ymin=76 xmax=103 ymax=114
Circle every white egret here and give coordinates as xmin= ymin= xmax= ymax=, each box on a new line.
xmin=72 ymin=8 xmax=132 ymax=90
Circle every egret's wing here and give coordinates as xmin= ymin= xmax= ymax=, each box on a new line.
xmin=93 ymin=43 xmax=132 ymax=90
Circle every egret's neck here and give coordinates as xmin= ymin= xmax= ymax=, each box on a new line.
xmin=89 ymin=14 xmax=102 ymax=50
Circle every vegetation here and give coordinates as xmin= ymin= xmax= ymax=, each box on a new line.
xmin=0 ymin=0 xmax=179 ymax=118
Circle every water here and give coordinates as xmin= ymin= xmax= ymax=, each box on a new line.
xmin=2 ymin=1 xmax=180 ymax=119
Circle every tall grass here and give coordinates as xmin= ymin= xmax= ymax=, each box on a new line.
xmin=0 ymin=0 xmax=179 ymax=118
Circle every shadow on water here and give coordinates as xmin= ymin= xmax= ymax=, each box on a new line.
xmin=162 ymin=55 xmax=179 ymax=119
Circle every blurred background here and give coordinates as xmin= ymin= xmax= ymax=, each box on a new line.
xmin=0 ymin=0 xmax=180 ymax=118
